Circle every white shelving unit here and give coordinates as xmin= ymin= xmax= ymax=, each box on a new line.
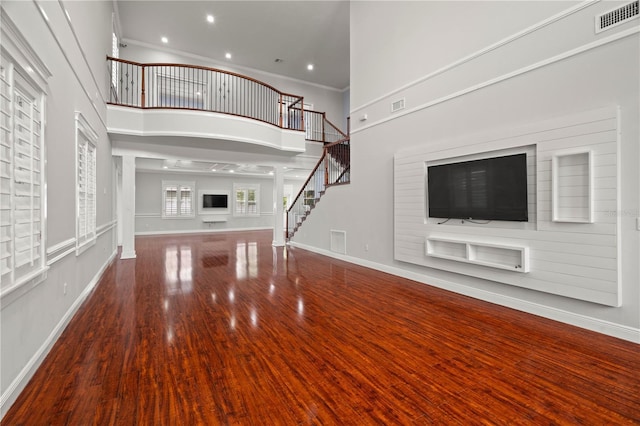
xmin=426 ymin=237 xmax=530 ymax=273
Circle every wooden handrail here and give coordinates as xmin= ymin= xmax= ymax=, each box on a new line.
xmin=107 ymin=56 xmax=346 ymax=139
xmin=107 ymin=56 xmax=288 ymax=95
xmin=323 ymin=116 xmax=348 ymax=139
xmin=325 ymin=136 xmax=350 ymax=148
xmin=286 ymin=135 xmax=350 ymax=239
xmin=287 ymin=152 xmax=327 ymax=211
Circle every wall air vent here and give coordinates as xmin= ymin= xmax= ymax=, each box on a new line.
xmin=391 ymin=98 xmax=405 ymax=113
xmin=595 ymin=0 xmax=638 ymax=33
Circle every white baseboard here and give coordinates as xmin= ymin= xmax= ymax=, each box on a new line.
xmin=288 ymin=241 xmax=640 ymax=344
xmin=135 ymin=226 xmax=273 ymax=236
xmin=0 ymin=249 xmax=118 ymax=419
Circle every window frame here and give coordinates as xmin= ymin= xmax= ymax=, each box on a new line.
xmin=233 ymin=183 xmax=260 ymax=217
xmin=0 ymin=18 xmax=50 ymax=295
xmin=162 ymin=180 xmax=195 ymax=219
xmin=75 ymin=112 xmax=98 ymax=255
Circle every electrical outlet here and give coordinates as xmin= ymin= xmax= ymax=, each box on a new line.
xmin=364 ymin=244 xmax=369 ymax=251
xmin=63 ymin=282 xmax=67 ymax=295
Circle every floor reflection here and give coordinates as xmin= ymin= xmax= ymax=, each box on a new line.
xmin=235 ymin=241 xmax=258 ymax=280
xmin=164 ymin=245 xmax=193 ymax=294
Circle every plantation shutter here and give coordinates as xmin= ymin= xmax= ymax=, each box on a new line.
xmin=162 ymin=182 xmax=194 ymax=218
xmin=247 ymin=189 xmax=257 ymax=215
xmin=164 ymin=185 xmax=178 ymax=216
xmin=0 ymin=60 xmax=45 ymax=288
xmin=179 ymin=186 xmax=192 ymax=215
xmin=14 ymin=86 xmax=42 ymax=269
xmin=235 ymin=189 xmax=246 ymax=214
xmin=77 ymin=126 xmax=96 ymax=250
xmin=0 ymin=63 xmax=13 ymax=280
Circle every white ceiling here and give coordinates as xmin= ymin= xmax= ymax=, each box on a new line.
xmin=115 ymin=0 xmax=350 ymax=90
xmin=135 ymin=158 xmax=314 ymax=180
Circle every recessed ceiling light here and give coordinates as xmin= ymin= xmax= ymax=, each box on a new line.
xmin=161 ymin=36 xmax=168 ymax=44
xmin=163 ymin=165 xmax=168 ymax=169
xmin=229 ymin=170 xmax=234 ymax=173
xmin=307 ymin=64 xmax=314 ymax=71
xmin=211 ymin=169 xmax=216 ymax=172
xmin=268 ymin=171 xmax=274 ymax=175
xmin=225 ymin=52 xmax=232 ymax=60
xmin=206 ymin=14 xmax=214 ymax=23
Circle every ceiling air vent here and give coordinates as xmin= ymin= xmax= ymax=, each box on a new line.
xmin=595 ymin=0 xmax=639 ymax=33
xmin=391 ymin=98 xmax=405 ymax=113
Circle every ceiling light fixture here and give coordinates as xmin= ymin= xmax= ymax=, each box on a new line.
xmin=307 ymin=64 xmax=314 ymax=71
xmin=211 ymin=169 xmax=216 ymax=172
xmin=206 ymin=14 xmax=214 ymax=23
xmin=229 ymin=170 xmax=234 ymax=173
xmin=161 ymin=36 xmax=168 ymax=43
xmin=225 ymin=52 xmax=232 ymax=59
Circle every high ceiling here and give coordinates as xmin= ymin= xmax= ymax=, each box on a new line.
xmin=116 ymin=0 xmax=350 ymax=90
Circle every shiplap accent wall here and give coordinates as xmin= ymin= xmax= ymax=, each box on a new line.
xmin=394 ymin=106 xmax=620 ymax=307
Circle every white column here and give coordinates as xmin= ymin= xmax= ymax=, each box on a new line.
xmin=115 ymin=156 xmax=123 ymax=246
xmin=120 ymin=155 xmax=136 ymax=259
xmin=272 ymin=165 xmax=285 ymax=246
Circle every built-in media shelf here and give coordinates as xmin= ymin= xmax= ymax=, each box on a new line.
xmin=202 ymin=216 xmax=228 ymax=223
xmin=425 ymin=237 xmax=530 ymax=273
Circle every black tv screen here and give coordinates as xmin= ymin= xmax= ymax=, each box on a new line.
xmin=427 ymin=153 xmax=528 ymax=222
xmin=203 ymin=194 xmax=228 ymax=208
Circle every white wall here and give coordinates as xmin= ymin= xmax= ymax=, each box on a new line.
xmin=135 ymin=171 xmax=302 ymax=234
xmin=120 ymin=43 xmax=348 ymax=130
xmin=1 ymin=0 xmax=116 ymax=416
xmin=294 ymin=1 xmax=640 ymax=342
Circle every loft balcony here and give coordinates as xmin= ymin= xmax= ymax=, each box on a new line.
xmin=106 ymin=57 xmax=346 ymax=153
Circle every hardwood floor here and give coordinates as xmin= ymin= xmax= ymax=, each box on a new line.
xmin=4 ymin=230 xmax=639 ymax=425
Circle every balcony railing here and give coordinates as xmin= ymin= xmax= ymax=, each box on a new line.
xmin=302 ymin=110 xmax=348 ymax=143
xmin=108 ymin=57 xmax=305 ymax=131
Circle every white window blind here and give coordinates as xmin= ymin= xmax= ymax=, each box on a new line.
xmin=233 ymin=184 xmax=260 ymax=216
xmin=75 ymin=113 xmax=97 ymax=253
xmin=0 ymin=58 xmax=46 ymax=290
xmin=162 ymin=181 xmax=194 ymax=218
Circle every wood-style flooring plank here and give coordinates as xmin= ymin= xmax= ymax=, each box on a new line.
xmin=3 ymin=230 xmax=639 ymax=425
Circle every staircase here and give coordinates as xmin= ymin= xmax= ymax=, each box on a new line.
xmin=286 ymin=136 xmax=350 ymax=240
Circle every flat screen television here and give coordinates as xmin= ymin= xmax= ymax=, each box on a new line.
xmin=203 ymin=194 xmax=228 ymax=209
xmin=427 ymin=153 xmax=528 ymax=222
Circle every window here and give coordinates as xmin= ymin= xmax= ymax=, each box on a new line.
xmin=75 ymin=113 xmax=97 ymax=254
xmin=233 ymin=184 xmax=260 ymax=216
xmin=111 ymin=31 xmax=119 ymax=95
xmin=0 ymin=55 xmax=47 ymax=291
xmin=162 ymin=181 xmax=195 ymax=218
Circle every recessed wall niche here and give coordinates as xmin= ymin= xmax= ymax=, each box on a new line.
xmin=551 ymin=150 xmax=593 ymax=223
